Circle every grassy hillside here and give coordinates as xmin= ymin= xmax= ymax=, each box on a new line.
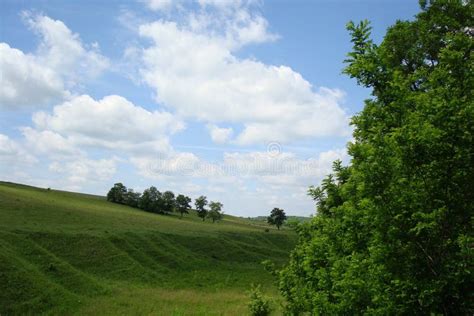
xmin=0 ymin=182 xmax=296 ymax=315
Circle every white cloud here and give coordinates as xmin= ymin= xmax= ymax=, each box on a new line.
xmin=225 ymin=7 xmax=278 ymax=47
xmin=197 ymin=0 xmax=244 ymax=8
xmin=24 ymin=12 xmax=109 ymax=81
xmin=220 ymin=148 xmax=348 ymax=215
xmin=222 ymin=148 xmax=349 ymax=181
xmin=49 ymin=158 xmax=117 ymax=188
xmin=131 ymin=146 xmax=348 ymax=184
xmin=130 ymin=147 xmax=348 ymax=216
xmin=136 ymin=7 xmax=349 ymax=145
xmin=21 ymin=127 xmax=82 ymax=158
xmin=140 ymin=0 xmax=176 ymax=11
xmin=207 ymin=124 xmax=233 ymax=144
xmin=31 ymin=94 xmax=184 ymax=154
xmin=0 ymin=13 xmax=108 ymax=108
xmin=0 ymin=134 xmax=38 ymax=186
xmin=0 ymin=43 xmax=67 ymax=108
xmin=186 ymin=1 xmax=278 ymax=49
xmin=131 ymin=152 xmax=201 ymax=178
xmin=0 ymin=134 xmax=37 ymax=165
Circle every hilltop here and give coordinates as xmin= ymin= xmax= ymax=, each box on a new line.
xmin=0 ymin=181 xmax=296 ymax=315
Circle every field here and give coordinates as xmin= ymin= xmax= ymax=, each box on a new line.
xmin=0 ymin=182 xmax=296 ymax=315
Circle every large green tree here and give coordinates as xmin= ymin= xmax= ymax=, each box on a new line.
xmin=278 ymin=1 xmax=473 ymax=314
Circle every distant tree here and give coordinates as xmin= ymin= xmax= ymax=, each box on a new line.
xmin=107 ymin=183 xmax=127 ymax=204
xmin=267 ymin=208 xmax=286 ymax=230
xmin=207 ymin=201 xmax=224 ymax=223
xmin=176 ymin=194 xmax=192 ymax=218
xmin=162 ymin=191 xmax=176 ymax=214
xmin=139 ymin=186 xmax=162 ymax=213
xmin=195 ymin=196 xmax=208 ymax=221
xmin=124 ymin=188 xmax=141 ymax=208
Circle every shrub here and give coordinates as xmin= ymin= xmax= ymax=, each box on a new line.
xmin=247 ymin=284 xmax=272 ymax=316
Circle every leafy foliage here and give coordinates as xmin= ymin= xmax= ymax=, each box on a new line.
xmin=278 ymin=1 xmax=473 ymax=314
xmin=195 ymin=195 xmax=208 ymax=221
xmin=247 ymin=284 xmax=272 ymax=316
xmin=124 ymin=188 xmax=141 ymax=208
xmin=106 ymin=183 xmax=127 ymax=204
xmin=162 ymin=191 xmax=176 ymax=214
xmin=139 ymin=186 xmax=163 ymax=213
xmin=207 ymin=201 xmax=224 ymax=223
xmin=176 ymin=194 xmax=192 ymax=218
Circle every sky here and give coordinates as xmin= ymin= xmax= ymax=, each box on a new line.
xmin=0 ymin=0 xmax=420 ymax=217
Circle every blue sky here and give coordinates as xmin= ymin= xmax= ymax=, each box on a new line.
xmin=0 ymin=0 xmax=419 ymax=216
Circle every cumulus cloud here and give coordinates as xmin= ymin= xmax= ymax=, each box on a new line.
xmin=24 ymin=12 xmax=109 ymax=81
xmin=0 ymin=134 xmax=38 ymax=186
xmin=135 ymin=2 xmax=349 ymax=145
xmin=207 ymin=124 xmax=233 ymax=144
xmin=30 ymin=94 xmax=184 ymax=154
xmin=0 ymin=13 xmax=108 ymax=108
xmin=21 ymin=127 xmax=82 ymax=158
xmin=48 ymin=158 xmax=117 ymax=189
xmin=0 ymin=43 xmax=67 ymax=108
xmin=0 ymin=134 xmax=37 ymax=165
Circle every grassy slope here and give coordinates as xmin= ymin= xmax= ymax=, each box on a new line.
xmin=0 ymin=182 xmax=295 ymax=315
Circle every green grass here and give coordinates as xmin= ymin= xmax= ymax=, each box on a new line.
xmin=0 ymin=182 xmax=295 ymax=315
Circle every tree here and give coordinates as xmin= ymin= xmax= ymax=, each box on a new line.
xmin=106 ymin=183 xmax=127 ymax=204
xmin=139 ymin=186 xmax=162 ymax=213
xmin=124 ymin=188 xmax=141 ymax=208
xmin=278 ymin=1 xmax=473 ymax=315
xmin=207 ymin=201 xmax=223 ymax=223
xmin=267 ymin=208 xmax=286 ymax=230
xmin=195 ymin=196 xmax=208 ymax=221
xmin=176 ymin=194 xmax=192 ymax=218
xmin=162 ymin=191 xmax=176 ymax=214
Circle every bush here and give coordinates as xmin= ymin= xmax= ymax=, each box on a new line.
xmin=247 ymin=284 xmax=272 ymax=316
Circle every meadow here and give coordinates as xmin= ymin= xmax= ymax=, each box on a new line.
xmin=0 ymin=182 xmax=296 ymax=315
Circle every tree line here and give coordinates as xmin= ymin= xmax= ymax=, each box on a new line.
xmin=107 ymin=183 xmax=224 ymax=222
